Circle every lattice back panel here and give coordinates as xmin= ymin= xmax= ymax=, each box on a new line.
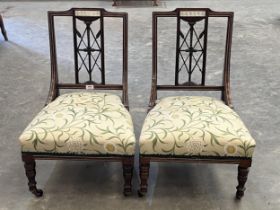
xmin=175 ymin=10 xmax=208 ymax=86
xmin=73 ymin=10 xmax=105 ymax=84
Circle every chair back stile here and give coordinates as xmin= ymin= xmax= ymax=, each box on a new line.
xmin=46 ymin=8 xmax=129 ymax=109
xmin=150 ymin=8 xmax=234 ymax=109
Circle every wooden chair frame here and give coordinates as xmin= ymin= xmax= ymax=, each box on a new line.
xmin=0 ymin=14 xmax=8 ymax=41
xmin=138 ymin=8 xmax=252 ymax=199
xmin=21 ymin=8 xmax=134 ymax=197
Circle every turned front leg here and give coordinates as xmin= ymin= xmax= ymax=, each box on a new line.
xmin=22 ymin=154 xmax=43 ymax=197
xmin=138 ymin=157 xmax=150 ymax=196
xmin=122 ymin=157 xmax=134 ymax=196
xmin=236 ymin=160 xmax=251 ymax=199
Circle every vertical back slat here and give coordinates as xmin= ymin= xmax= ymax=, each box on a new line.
xmin=175 ymin=9 xmax=209 ymax=86
xmin=73 ymin=9 xmax=104 ymax=84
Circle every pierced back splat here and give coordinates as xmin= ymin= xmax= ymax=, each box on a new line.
xmin=175 ymin=10 xmax=208 ymax=86
xmin=73 ymin=10 xmax=105 ymax=85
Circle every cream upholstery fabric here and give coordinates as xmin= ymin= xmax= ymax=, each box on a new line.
xmin=140 ymin=96 xmax=256 ymax=157
xmin=19 ymin=92 xmax=136 ymax=155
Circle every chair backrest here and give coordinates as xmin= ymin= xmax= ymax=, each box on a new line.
xmin=150 ymin=8 xmax=234 ymax=109
xmin=46 ymin=8 xmax=129 ymax=108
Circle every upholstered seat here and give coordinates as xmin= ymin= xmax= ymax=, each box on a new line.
xmin=140 ymin=96 xmax=255 ymax=157
xmin=19 ymin=92 xmax=136 ymax=155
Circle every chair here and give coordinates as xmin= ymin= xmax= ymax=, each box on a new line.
xmin=139 ymin=8 xmax=256 ymax=199
xmin=0 ymin=14 xmax=8 ymax=41
xmin=19 ymin=8 xmax=135 ymax=197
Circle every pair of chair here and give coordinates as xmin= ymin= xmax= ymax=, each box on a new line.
xmin=19 ymin=8 xmax=256 ymax=199
xmin=0 ymin=14 xmax=8 ymax=41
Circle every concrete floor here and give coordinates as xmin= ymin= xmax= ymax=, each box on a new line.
xmin=0 ymin=0 xmax=280 ymax=209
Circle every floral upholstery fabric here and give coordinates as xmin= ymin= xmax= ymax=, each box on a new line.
xmin=139 ymin=96 xmax=256 ymax=157
xmin=19 ymin=92 xmax=136 ymax=155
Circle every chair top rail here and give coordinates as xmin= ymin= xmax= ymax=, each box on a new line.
xmin=152 ymin=8 xmax=233 ymax=18
xmin=48 ymin=8 xmax=127 ymax=18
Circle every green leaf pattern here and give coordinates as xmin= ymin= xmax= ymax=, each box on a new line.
xmin=19 ymin=92 xmax=136 ymax=155
xmin=140 ymin=96 xmax=256 ymax=157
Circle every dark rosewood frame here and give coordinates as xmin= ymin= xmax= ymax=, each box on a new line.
xmin=21 ymin=8 xmax=133 ymax=197
xmin=0 ymin=14 xmax=8 ymax=41
xmin=139 ymin=8 xmax=252 ymax=199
